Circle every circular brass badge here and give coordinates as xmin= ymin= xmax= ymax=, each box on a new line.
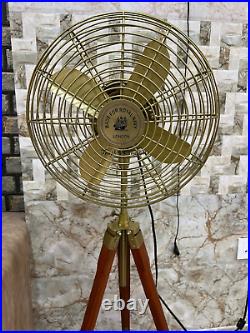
xmin=97 ymin=99 xmax=145 ymax=149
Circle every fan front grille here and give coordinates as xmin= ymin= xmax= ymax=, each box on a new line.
xmin=27 ymin=11 xmax=219 ymax=208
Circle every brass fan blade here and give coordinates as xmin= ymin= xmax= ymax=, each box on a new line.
xmin=50 ymin=68 xmax=109 ymax=116
xmin=79 ymin=138 xmax=113 ymax=185
xmin=123 ymin=40 xmax=170 ymax=105
xmin=139 ymin=123 xmax=191 ymax=163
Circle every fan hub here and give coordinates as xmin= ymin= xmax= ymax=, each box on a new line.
xmin=97 ymin=99 xmax=145 ymax=149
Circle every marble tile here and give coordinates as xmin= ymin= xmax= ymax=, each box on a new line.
xmin=199 ymin=21 xmax=211 ymax=46
xmin=9 ymin=2 xmax=247 ymax=23
xmin=9 ymin=2 xmax=121 ymax=15
xmin=189 ymin=3 xmax=248 ymax=23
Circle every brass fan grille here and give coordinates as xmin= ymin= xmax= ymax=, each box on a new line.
xmin=26 ymin=11 xmax=219 ymax=208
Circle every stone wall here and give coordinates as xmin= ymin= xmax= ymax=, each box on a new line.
xmin=8 ymin=2 xmax=248 ymax=330
xmin=2 ymin=3 xmax=24 ymax=212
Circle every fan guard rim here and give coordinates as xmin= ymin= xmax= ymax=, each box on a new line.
xmin=26 ymin=11 xmax=220 ymax=208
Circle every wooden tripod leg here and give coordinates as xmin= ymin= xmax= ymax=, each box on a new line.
xmin=118 ymin=231 xmax=130 ymax=330
xmin=80 ymin=228 xmax=119 ymax=331
xmin=130 ymin=232 xmax=169 ymax=331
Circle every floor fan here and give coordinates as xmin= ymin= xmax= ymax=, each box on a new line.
xmin=26 ymin=11 xmax=219 ymax=330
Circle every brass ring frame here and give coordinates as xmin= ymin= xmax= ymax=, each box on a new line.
xmin=26 ymin=11 xmax=219 ymax=208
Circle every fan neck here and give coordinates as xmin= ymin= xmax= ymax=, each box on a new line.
xmin=118 ymin=207 xmax=129 ymax=229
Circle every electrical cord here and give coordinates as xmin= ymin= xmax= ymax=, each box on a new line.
xmin=137 ymin=154 xmax=187 ymax=331
xmin=139 ymin=161 xmax=248 ymax=331
xmin=181 ymin=2 xmax=248 ymax=331
xmin=140 ymin=165 xmax=248 ymax=332
xmin=137 ymin=154 xmax=158 ymax=287
xmin=174 ymin=1 xmax=190 ymax=257
xmin=135 ymin=3 xmax=190 ymax=329
xmin=173 ymin=191 xmax=181 ymax=256
xmin=137 ymin=2 xmax=247 ymax=331
xmin=182 ymin=5 xmax=248 ymax=332
xmin=235 ymin=294 xmax=248 ymax=331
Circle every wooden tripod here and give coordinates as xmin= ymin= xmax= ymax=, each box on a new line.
xmin=80 ymin=211 xmax=169 ymax=331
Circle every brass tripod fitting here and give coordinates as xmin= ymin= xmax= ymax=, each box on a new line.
xmin=118 ymin=207 xmax=129 ymax=229
xmin=103 ymin=217 xmax=143 ymax=250
xmin=103 ymin=217 xmax=144 ymax=287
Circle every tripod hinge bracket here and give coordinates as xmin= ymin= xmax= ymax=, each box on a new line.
xmin=103 ymin=227 xmax=120 ymax=250
xmin=128 ymin=229 xmax=143 ymax=249
xmin=104 ymin=218 xmax=144 ymax=249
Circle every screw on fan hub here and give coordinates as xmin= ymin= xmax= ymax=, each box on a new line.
xmin=103 ymin=80 xmax=160 ymax=121
xmin=97 ymin=99 xmax=145 ymax=149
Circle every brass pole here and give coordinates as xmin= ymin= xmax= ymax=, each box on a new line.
xmin=118 ymin=154 xmax=130 ymax=286
xmin=118 ymin=155 xmax=130 ymax=229
xmin=118 ymin=230 xmax=129 ymax=287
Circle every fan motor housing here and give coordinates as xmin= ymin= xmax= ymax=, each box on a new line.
xmin=97 ymin=99 xmax=145 ymax=149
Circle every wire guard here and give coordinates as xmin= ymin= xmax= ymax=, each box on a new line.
xmin=26 ymin=11 xmax=219 ymax=208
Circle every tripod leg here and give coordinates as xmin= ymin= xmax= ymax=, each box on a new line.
xmin=81 ymin=228 xmax=120 ymax=331
xmin=129 ymin=231 xmax=169 ymax=331
xmin=118 ymin=231 xmax=130 ymax=330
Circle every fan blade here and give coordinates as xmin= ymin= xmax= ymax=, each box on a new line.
xmin=79 ymin=138 xmax=113 ymax=185
xmin=123 ymin=40 xmax=170 ymax=106
xmin=139 ymin=123 xmax=191 ymax=163
xmin=50 ymin=68 xmax=109 ymax=116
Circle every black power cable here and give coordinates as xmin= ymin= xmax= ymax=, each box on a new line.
xmin=139 ymin=153 xmax=248 ymax=331
xmin=173 ymin=191 xmax=181 ymax=256
xmin=235 ymin=294 xmax=248 ymax=331
xmin=137 ymin=154 xmax=187 ymax=331
xmin=137 ymin=154 xmax=158 ymax=287
xmin=137 ymin=2 xmax=247 ymax=331
xmin=136 ymin=3 xmax=191 ymax=329
xmin=174 ymin=1 xmax=190 ymax=257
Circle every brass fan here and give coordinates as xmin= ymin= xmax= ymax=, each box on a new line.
xmin=26 ymin=12 xmax=219 ymax=331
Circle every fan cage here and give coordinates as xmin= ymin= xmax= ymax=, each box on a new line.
xmin=26 ymin=11 xmax=219 ymax=208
